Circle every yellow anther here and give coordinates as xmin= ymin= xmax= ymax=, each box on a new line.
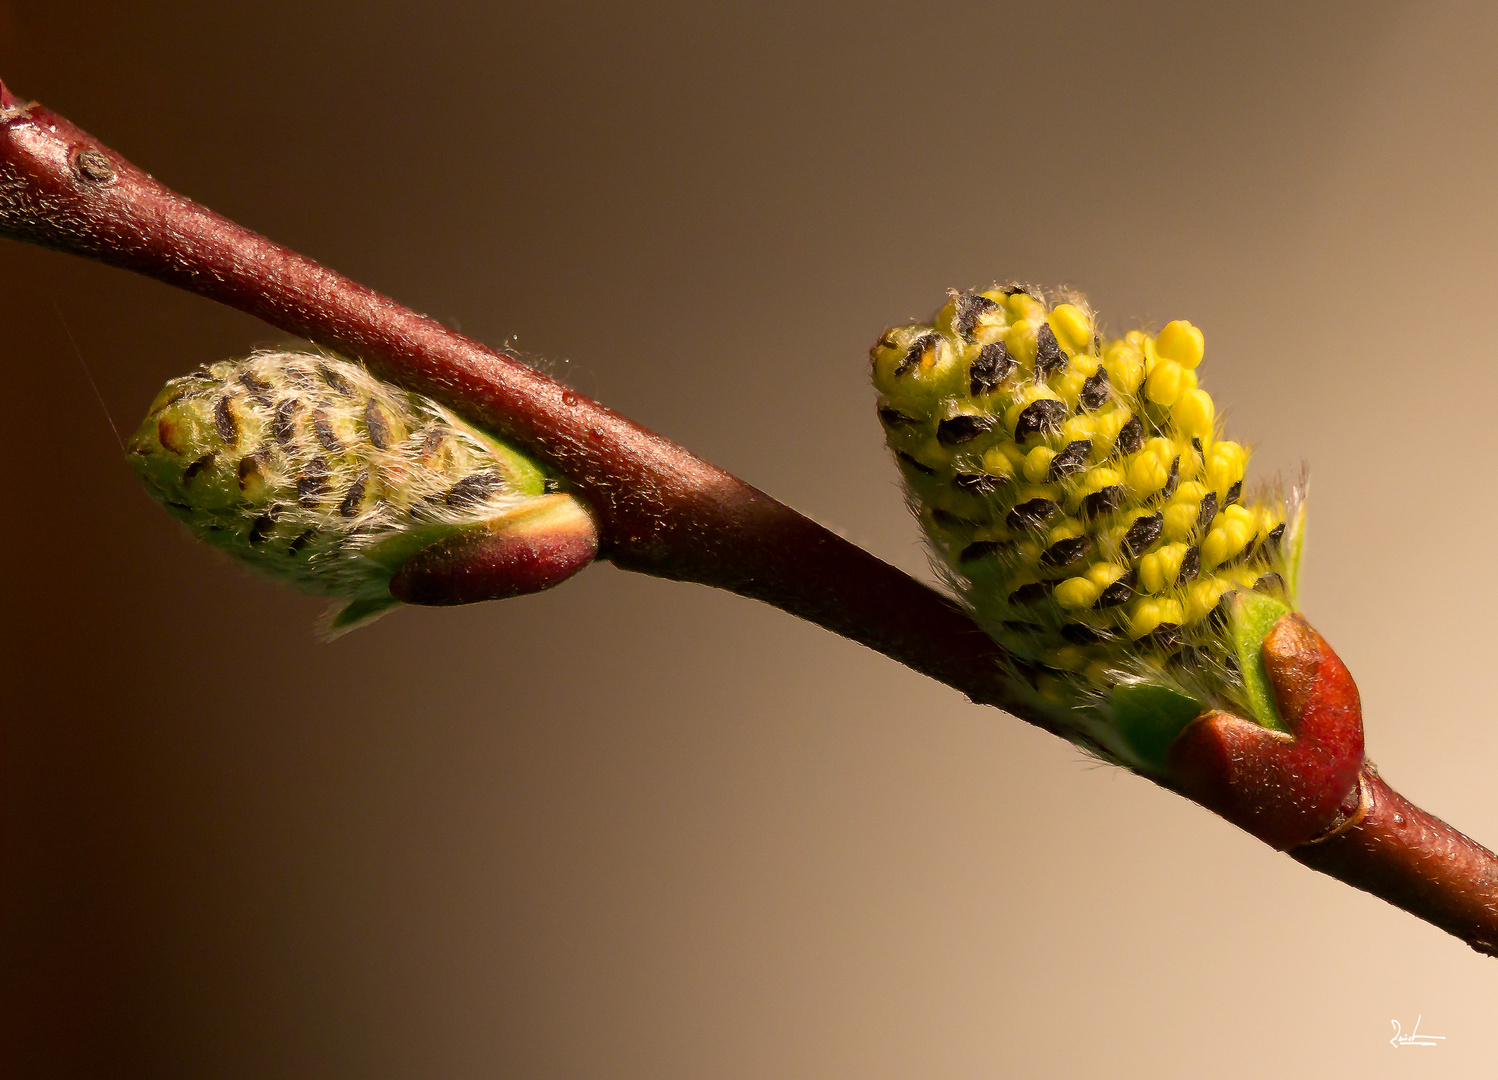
xmin=1102 ymin=340 xmax=1145 ymax=394
xmin=1201 ymin=517 xmax=1252 ymax=568
xmin=1054 ymin=576 xmax=1101 ymax=609
xmin=1128 ymin=598 xmax=1182 ymax=639
xmin=1050 ymin=304 xmax=1093 ymax=354
xmin=1138 ymin=552 xmax=1165 ymax=595
xmin=1005 ymin=319 xmax=1040 ymax=371
xmin=1079 ymin=466 xmax=1123 ymax=494
xmin=1178 ymin=442 xmax=1203 ymax=480
xmin=1141 ymin=337 xmax=1159 ymax=376
xmin=1222 ymin=503 xmax=1254 ymax=528
xmin=1055 ymin=369 xmax=1087 ymax=409
xmin=1006 ymin=292 xmax=1045 ymax=320
xmin=1200 ymin=527 xmax=1229 ymax=568
xmin=1061 ymin=413 xmax=1099 ymax=444
xmin=1125 ymin=439 xmax=1174 ymax=499
xmin=1157 ymin=541 xmax=1188 ymax=582
xmin=1046 ymin=517 xmax=1086 ymax=544
xmin=1085 ymin=561 xmax=1129 ymax=588
xmin=1162 ymin=495 xmax=1203 ymax=542
xmin=1171 ymin=388 xmax=1216 ymax=441
xmin=1155 ymin=320 xmax=1205 ymax=370
xmin=1183 ymin=579 xmax=1231 ymax=624
xmin=1015 ymin=539 xmax=1043 ymax=564
xmin=980 ymin=446 xmax=1017 ymax=479
xmin=1203 ymin=440 xmax=1247 ymax=496
xmin=1023 ymin=445 xmax=1056 ymax=484
xmin=1144 ymin=358 xmax=1186 ymax=407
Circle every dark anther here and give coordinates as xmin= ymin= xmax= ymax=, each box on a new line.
xmin=1095 ymin=573 xmax=1135 ymax=608
xmin=959 ymin=540 xmax=1006 ymax=562
xmin=181 ymin=453 xmax=214 ymax=485
xmin=297 ymin=456 xmax=329 ymax=508
xmin=420 ymin=428 xmax=449 ymax=460
xmin=1168 ymin=645 xmax=1210 ymax=671
xmin=953 ymin=291 xmax=1000 ymax=340
xmin=937 ymin=414 xmax=993 ymax=445
xmin=895 ymin=333 xmax=939 ymax=376
xmin=237 ymin=371 xmax=274 ymax=405
xmin=969 ymin=341 xmax=1016 ymax=396
xmin=1034 ymin=323 xmax=1066 ymax=380
xmin=288 ymin=528 xmax=317 ymax=555
xmin=1008 ymin=581 xmax=1053 ymax=605
xmin=1122 ymin=512 xmax=1164 ymax=556
xmin=1195 ymin=491 xmax=1218 ymax=534
xmin=248 ymin=514 xmax=276 ymax=545
xmin=1258 ymin=522 xmax=1286 ymax=559
xmin=1000 ymin=283 xmax=1032 ymax=297
xmin=364 ymin=399 xmax=395 ymax=449
xmin=338 ymin=472 xmax=368 ymax=517
xmin=1179 ymin=544 xmax=1201 ymax=582
xmin=281 ymin=365 xmax=315 ymax=390
xmin=1042 ymin=535 xmax=1093 ymax=567
xmin=1207 ymin=592 xmax=1235 ymax=631
xmin=1224 ymin=479 xmax=1242 ymax=506
xmin=1155 ymin=456 xmax=1180 ymax=502
xmin=1081 ymin=485 xmax=1125 ymax=519
xmin=895 ymin=451 xmax=936 ymax=476
xmin=271 ymin=398 xmax=301 ymax=446
xmin=213 ymin=397 xmax=238 ymax=446
xmin=1254 ymin=572 xmax=1286 ymax=595
xmin=1079 ymin=368 xmax=1109 ymax=411
xmin=445 ymin=470 xmax=504 ymax=509
xmin=236 ymin=454 xmax=265 ymax=491
xmin=1141 ymin=623 xmax=1184 ymax=651
xmin=1062 ymin=622 xmax=1113 ymax=645
xmin=312 ymin=410 xmax=343 ymax=454
xmin=1006 ymin=497 xmax=1059 ymax=530
xmin=1048 ymin=440 xmax=1092 ymax=480
xmin=954 ymin=472 xmax=1005 ymax=496
xmin=73 ymin=147 xmax=117 ymax=184
xmin=317 ymin=362 xmax=355 ymax=395
xmin=1191 ymin=437 xmax=1203 ymax=453
xmin=878 ymin=406 xmax=920 ymax=429
xmin=1113 ymin=414 xmax=1144 ymax=457
xmin=1013 ymin=398 xmax=1067 ymax=443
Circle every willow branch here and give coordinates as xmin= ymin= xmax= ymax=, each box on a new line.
xmin=4 ymin=79 xmax=1495 ymax=956
xmin=0 ymin=80 xmax=1025 ymax=722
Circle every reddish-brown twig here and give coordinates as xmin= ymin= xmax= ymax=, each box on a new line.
xmin=4 ymin=79 xmax=1495 ymax=956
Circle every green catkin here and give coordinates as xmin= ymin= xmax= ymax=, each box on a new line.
xmin=872 ymin=286 xmax=1305 ymax=771
xmin=128 ymin=350 xmax=561 ymax=635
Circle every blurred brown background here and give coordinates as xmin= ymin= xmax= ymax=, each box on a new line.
xmin=5 ymin=1 xmax=1498 ymax=1076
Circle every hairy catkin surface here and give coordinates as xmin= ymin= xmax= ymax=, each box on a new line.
xmin=872 ymin=286 xmax=1303 ymax=766
xmin=128 ymin=350 xmax=550 ymax=608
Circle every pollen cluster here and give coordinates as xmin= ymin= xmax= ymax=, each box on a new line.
xmin=128 ymin=350 xmax=552 ymax=625
xmin=872 ymin=286 xmax=1301 ymax=764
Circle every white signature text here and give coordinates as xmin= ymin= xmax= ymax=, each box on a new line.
xmin=1390 ymin=1016 xmax=1446 ymax=1047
